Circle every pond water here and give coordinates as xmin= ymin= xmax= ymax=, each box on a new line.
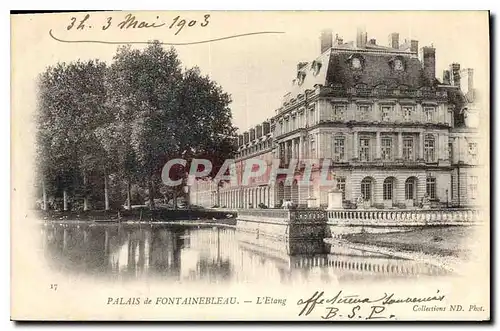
xmin=40 ymin=222 xmax=451 ymax=285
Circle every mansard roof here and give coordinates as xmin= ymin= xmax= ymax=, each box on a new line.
xmin=282 ymin=42 xmax=439 ymax=104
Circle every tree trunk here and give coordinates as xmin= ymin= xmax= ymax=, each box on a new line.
xmin=104 ymin=171 xmax=109 ymax=211
xmin=148 ymin=177 xmax=155 ymax=210
xmin=216 ymin=185 xmax=220 ymax=207
xmin=63 ymin=189 xmax=68 ymax=211
xmin=185 ymin=184 xmax=191 ymax=208
xmin=126 ymin=178 xmax=132 ymax=210
xmin=42 ymin=178 xmax=47 ymax=211
xmin=83 ymin=172 xmax=89 ymax=211
xmin=173 ymin=189 xmax=177 ymax=210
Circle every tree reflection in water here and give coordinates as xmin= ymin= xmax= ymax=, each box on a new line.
xmin=40 ymin=223 xmax=451 ymax=284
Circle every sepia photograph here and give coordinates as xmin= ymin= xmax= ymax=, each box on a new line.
xmin=10 ymin=10 xmax=490 ymax=321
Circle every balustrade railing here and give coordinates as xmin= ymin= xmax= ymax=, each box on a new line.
xmin=325 ymin=85 xmax=448 ymax=101
xmin=238 ymin=209 xmax=327 ymax=223
xmin=327 ymin=208 xmax=483 ymax=224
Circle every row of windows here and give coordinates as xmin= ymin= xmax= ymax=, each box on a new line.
xmin=332 ymin=134 xmax=438 ymax=163
xmin=331 ymin=104 xmax=438 ymax=122
xmin=355 ymin=177 xmax=436 ymax=201
xmin=278 ymin=138 xmax=317 ymax=160
xmin=277 ymin=107 xmax=316 ymax=135
xmin=238 ymin=140 xmax=272 ymax=157
xmin=277 ymin=103 xmax=442 ymax=137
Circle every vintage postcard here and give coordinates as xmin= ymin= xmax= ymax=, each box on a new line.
xmin=11 ymin=11 xmax=490 ymax=321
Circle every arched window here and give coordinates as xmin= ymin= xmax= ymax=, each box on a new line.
xmin=361 ymin=177 xmax=373 ymax=201
xmin=383 ymin=177 xmax=395 ymax=200
xmin=405 ymin=177 xmax=416 ymax=200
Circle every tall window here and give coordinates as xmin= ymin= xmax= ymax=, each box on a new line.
xmin=381 ymin=136 xmax=393 ymax=160
xmin=359 ymin=137 xmax=371 ymax=161
xmin=333 ymin=136 xmax=345 ymax=162
xmin=469 ymin=176 xmax=478 ymax=199
xmin=426 ymin=177 xmax=437 ymax=199
xmin=337 ymin=177 xmax=346 ymax=200
xmin=424 ymin=135 xmax=436 ymax=163
xmin=380 ymin=105 xmax=392 ymax=122
xmin=285 ymin=119 xmax=289 ymax=133
xmin=358 ymin=105 xmax=371 ymax=121
xmin=309 ymin=107 xmax=316 ymax=125
xmin=361 ymin=178 xmax=372 ymax=201
xmin=310 ymin=138 xmax=316 ymax=158
xmin=383 ymin=178 xmax=394 ymax=200
xmin=286 ymin=142 xmax=292 ymax=164
xmin=405 ymin=177 xmax=416 ymax=200
xmin=468 ymin=142 xmax=478 ymax=162
xmin=333 ymin=104 xmax=345 ymax=121
xmin=449 ymin=142 xmax=454 ymax=161
xmin=424 ymin=107 xmax=435 ymax=122
xmin=403 ymin=136 xmax=414 ymax=161
xmin=299 ymin=113 xmax=304 ymax=128
xmin=402 ymin=106 xmax=414 ymax=122
xmin=450 ymin=175 xmax=454 ymax=199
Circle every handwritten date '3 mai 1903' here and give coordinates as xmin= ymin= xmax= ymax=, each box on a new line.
xmin=66 ymin=13 xmax=211 ymax=35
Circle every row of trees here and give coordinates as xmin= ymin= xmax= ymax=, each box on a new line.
xmin=36 ymin=41 xmax=236 ymax=211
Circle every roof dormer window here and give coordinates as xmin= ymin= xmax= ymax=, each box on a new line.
xmin=312 ymin=60 xmax=322 ymax=76
xmin=394 ymin=59 xmax=404 ymax=71
xmin=389 ymin=56 xmax=406 ymax=72
xmin=347 ymin=54 xmax=365 ymax=71
xmin=352 ymin=57 xmax=362 ymax=69
xmin=297 ymin=71 xmax=306 ymax=85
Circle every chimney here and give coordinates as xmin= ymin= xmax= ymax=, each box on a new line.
xmin=420 ymin=46 xmax=436 ymax=84
xmin=320 ymin=29 xmax=333 ymax=53
xmin=388 ymin=32 xmax=399 ymax=49
xmin=450 ymin=63 xmax=461 ymax=87
xmin=334 ymin=34 xmax=343 ymax=46
xmin=368 ymin=38 xmax=376 ymax=45
xmin=410 ymin=40 xmax=419 ymax=53
xmin=461 ymin=68 xmax=474 ymax=94
xmin=356 ymin=26 xmax=367 ymax=48
xmin=443 ymin=70 xmax=451 ymax=85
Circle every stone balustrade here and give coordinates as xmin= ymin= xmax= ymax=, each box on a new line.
xmin=327 ymin=208 xmax=483 ymax=226
xmin=236 ymin=209 xmax=328 ymax=241
xmin=238 ymin=209 xmax=327 ymax=223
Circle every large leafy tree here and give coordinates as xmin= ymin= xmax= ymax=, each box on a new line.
xmin=107 ymin=42 xmax=236 ymax=210
xmin=36 ymin=60 xmax=108 ymax=211
xmin=36 ymin=41 xmax=236 ymax=212
xmin=106 ymin=42 xmax=184 ymax=210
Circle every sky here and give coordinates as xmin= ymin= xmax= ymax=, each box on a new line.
xmin=12 ymin=11 xmax=489 ymax=133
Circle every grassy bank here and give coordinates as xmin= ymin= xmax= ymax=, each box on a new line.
xmin=343 ymin=226 xmax=474 ymax=258
xmin=37 ymin=208 xmax=237 ymax=224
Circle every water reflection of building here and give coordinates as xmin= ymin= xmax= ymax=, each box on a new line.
xmin=42 ymin=224 xmax=450 ymax=284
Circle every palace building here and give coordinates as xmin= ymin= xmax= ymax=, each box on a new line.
xmin=190 ymin=28 xmax=484 ymax=210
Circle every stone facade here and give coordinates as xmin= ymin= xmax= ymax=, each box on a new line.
xmin=190 ymin=28 xmax=483 ymax=210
